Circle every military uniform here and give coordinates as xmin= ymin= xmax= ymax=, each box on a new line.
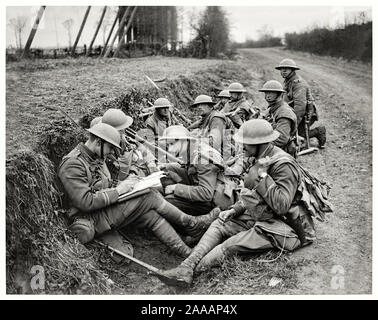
xmin=58 ymin=143 xmax=215 ymax=256
xmin=264 ymin=100 xmax=297 ymax=156
xmin=190 ymin=110 xmax=230 ymax=156
xmin=221 ymin=97 xmax=255 ymax=129
xmin=283 ymin=72 xmax=326 ymax=146
xmin=159 ymin=144 xmax=316 ymax=278
xmin=164 ymin=142 xmax=236 ymax=216
xmin=145 ymin=111 xmax=175 ymax=137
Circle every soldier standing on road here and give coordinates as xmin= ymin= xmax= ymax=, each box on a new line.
xmin=155 ymin=119 xmax=318 ymax=287
xmin=221 ymin=82 xmax=258 ymax=129
xmin=260 ymin=80 xmax=298 ymax=157
xmin=275 ymin=58 xmax=326 ymax=148
xmin=159 ymin=125 xmax=236 ymax=218
xmin=58 ymin=123 xmax=219 ymax=259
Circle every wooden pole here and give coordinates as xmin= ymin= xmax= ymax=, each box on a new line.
xmin=21 ymin=6 xmax=46 ymax=58
xmin=104 ymin=6 xmax=131 ymax=58
xmin=113 ymin=6 xmax=137 ymax=57
xmin=86 ymin=6 xmax=107 ymax=57
xmin=101 ymin=9 xmax=120 ymax=57
xmin=71 ymin=6 xmax=91 ymax=56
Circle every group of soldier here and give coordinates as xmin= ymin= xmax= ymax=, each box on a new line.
xmin=58 ymin=58 xmax=329 ymax=287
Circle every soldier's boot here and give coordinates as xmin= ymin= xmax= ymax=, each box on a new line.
xmin=309 ymin=126 xmax=326 ymax=149
xmin=156 ymin=202 xmax=220 ymax=239
xmin=194 ymin=244 xmax=225 ymax=273
xmin=99 ymin=230 xmax=134 ymax=264
xmin=155 ymin=221 xmax=224 ymax=287
xmin=150 ymin=217 xmax=192 ymax=258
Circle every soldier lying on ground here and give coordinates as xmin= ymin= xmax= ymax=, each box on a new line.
xmin=91 ymin=109 xmax=158 ymax=180
xmin=261 ymin=80 xmax=298 ymax=157
xmin=58 ymin=123 xmax=219 ymax=260
xmin=155 ymin=119 xmax=320 ymax=287
xmin=159 ymin=125 xmax=237 ymax=220
xmin=276 ymin=58 xmax=326 ymax=148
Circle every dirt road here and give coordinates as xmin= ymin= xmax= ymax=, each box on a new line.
xmin=239 ymin=48 xmax=372 ymax=294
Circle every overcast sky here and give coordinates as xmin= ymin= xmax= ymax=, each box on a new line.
xmin=6 ymin=5 xmax=371 ymax=49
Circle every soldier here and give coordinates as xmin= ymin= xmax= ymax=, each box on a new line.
xmin=91 ymin=109 xmax=158 ymax=180
xmin=58 ymin=123 xmax=219 ymax=259
xmin=260 ymin=80 xmax=298 ymax=157
xmin=221 ymin=82 xmax=258 ymax=129
xmin=155 ymin=119 xmax=318 ymax=287
xmin=214 ymin=90 xmax=231 ymax=111
xmin=275 ymin=58 xmax=326 ymax=148
xmin=159 ymin=125 xmax=236 ymax=217
xmin=145 ymin=98 xmax=177 ymax=137
xmin=187 ymin=94 xmax=231 ymax=159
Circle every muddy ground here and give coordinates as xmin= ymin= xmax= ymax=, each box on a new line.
xmin=6 ymin=48 xmax=372 ymax=295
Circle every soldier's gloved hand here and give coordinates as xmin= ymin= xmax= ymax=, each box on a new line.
xmin=165 ymin=184 xmax=177 ymax=195
xmin=219 ymin=209 xmax=236 ymax=225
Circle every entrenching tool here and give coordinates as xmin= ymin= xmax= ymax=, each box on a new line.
xmin=94 ymin=240 xmax=160 ymax=274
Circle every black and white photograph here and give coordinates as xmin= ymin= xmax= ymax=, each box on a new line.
xmin=3 ymin=1 xmax=374 ymax=300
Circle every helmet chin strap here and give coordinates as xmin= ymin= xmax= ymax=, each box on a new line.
xmin=100 ymin=140 xmax=104 ymax=159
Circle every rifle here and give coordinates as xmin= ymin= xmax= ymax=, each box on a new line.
xmin=45 ymin=104 xmax=183 ymax=164
xmin=298 ymin=105 xmax=318 ymax=157
xmin=144 ymin=75 xmax=191 ymax=125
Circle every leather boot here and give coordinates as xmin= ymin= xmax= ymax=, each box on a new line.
xmin=309 ymin=126 xmax=326 ymax=148
xmin=156 ymin=202 xmax=220 ymax=238
xmin=155 ymin=220 xmax=224 ymax=287
xmin=151 ymin=218 xmax=192 ymax=258
xmin=194 ymin=244 xmax=225 ymax=273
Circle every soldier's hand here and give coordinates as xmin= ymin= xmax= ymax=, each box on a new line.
xmin=116 ymin=175 xmax=140 ymax=195
xmin=165 ymin=184 xmax=177 ymax=195
xmin=219 ymin=209 xmax=235 ymax=224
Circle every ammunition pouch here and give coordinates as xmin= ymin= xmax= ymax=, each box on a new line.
xmin=213 ymin=172 xmax=237 ymax=210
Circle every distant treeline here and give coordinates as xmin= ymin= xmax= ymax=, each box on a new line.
xmin=285 ymin=22 xmax=372 ymax=62
xmin=234 ymin=36 xmax=282 ymax=49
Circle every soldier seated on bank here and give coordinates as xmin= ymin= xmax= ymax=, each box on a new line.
xmin=260 ymin=80 xmax=298 ymax=157
xmin=156 ymin=119 xmax=321 ymax=287
xmin=214 ymin=90 xmax=231 ymax=111
xmin=221 ymin=82 xmax=258 ymax=129
xmin=90 ymin=108 xmax=158 ymax=181
xmin=58 ymin=123 xmax=219 ymax=260
xmin=159 ymin=125 xmax=237 ymax=219
xmin=275 ymin=58 xmax=326 ymax=148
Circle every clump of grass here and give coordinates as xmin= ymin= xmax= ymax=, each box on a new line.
xmin=6 ymin=149 xmax=113 ymax=294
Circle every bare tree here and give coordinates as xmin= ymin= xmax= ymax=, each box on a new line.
xmin=62 ymin=19 xmax=74 ymax=49
xmin=8 ymin=16 xmax=28 ymax=50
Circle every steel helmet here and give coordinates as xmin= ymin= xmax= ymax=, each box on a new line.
xmin=259 ymin=80 xmax=286 ymax=93
xmin=191 ymin=94 xmax=216 ymax=107
xmin=234 ymin=119 xmax=280 ymax=145
xmin=86 ymin=123 xmax=122 ymax=149
xmin=159 ymin=125 xmax=196 ymax=141
xmin=90 ymin=116 xmax=102 ymax=128
xmin=227 ymin=82 xmax=246 ymax=92
xmin=275 ymin=58 xmax=300 ymax=70
xmin=217 ymin=90 xmax=231 ymax=98
xmin=102 ymin=108 xmax=133 ymax=130
xmin=153 ymin=97 xmax=172 ymax=109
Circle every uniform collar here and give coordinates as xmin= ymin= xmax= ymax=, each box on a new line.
xmin=78 ymin=143 xmax=103 ymax=163
xmin=284 ymin=71 xmax=298 ymax=84
xmin=268 ymin=99 xmax=284 ymax=113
